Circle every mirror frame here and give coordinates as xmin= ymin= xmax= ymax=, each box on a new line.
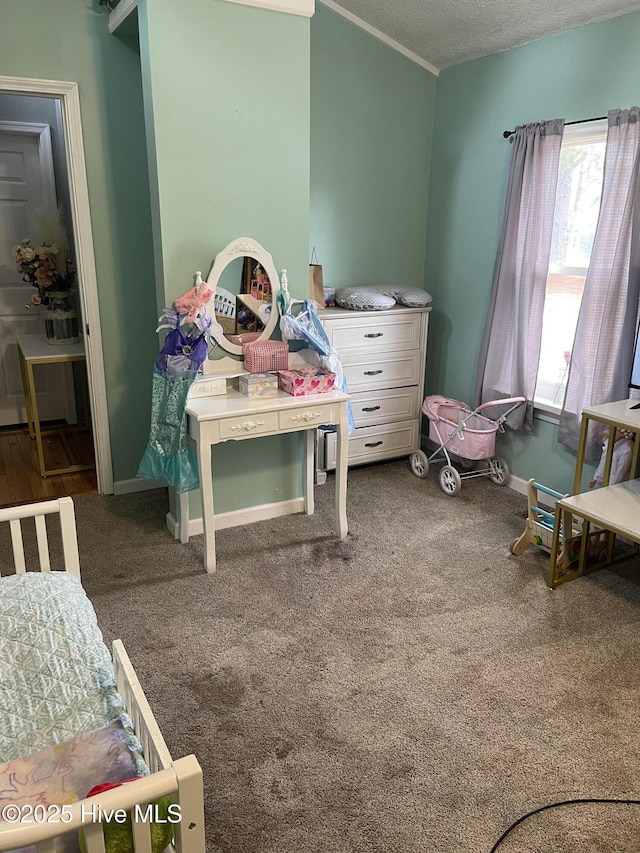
xmin=205 ymin=237 xmax=280 ymax=357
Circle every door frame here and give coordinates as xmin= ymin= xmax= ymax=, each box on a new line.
xmin=0 ymin=76 xmax=113 ymax=494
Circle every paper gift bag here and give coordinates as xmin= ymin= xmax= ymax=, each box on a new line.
xmin=309 ymin=247 xmax=324 ymax=305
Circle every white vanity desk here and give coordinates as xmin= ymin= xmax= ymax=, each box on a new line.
xmin=172 ymin=237 xmax=352 ymax=573
xmin=185 ymin=387 xmax=350 ymax=573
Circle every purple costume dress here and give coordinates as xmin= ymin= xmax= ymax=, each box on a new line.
xmin=137 ymin=324 xmax=209 ymax=492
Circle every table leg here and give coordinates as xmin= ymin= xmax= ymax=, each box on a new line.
xmin=573 ymin=414 xmax=590 ymax=494
xmin=18 ymin=348 xmax=35 ymax=439
xmin=178 ymin=491 xmax=190 ymax=544
xmin=335 ymin=403 xmax=349 ymax=539
xmin=195 ymin=424 xmax=216 ymax=573
xmin=547 ymin=504 xmax=562 ymax=588
xmin=25 ymin=361 xmax=47 ymax=477
xmin=304 ymin=428 xmax=315 ymax=516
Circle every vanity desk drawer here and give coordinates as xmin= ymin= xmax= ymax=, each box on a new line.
xmin=218 ymin=411 xmax=279 ymax=439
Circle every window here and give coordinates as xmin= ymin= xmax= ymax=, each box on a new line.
xmin=534 ymin=121 xmax=607 ymax=411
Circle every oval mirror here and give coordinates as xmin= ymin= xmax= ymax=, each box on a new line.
xmin=205 ymin=237 xmax=280 ymax=357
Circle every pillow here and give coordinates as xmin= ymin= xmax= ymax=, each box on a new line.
xmin=335 ymin=287 xmax=396 ymax=311
xmin=372 ymin=285 xmax=433 ymax=307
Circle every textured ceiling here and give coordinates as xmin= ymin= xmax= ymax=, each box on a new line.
xmin=325 ymin=0 xmax=640 ymax=70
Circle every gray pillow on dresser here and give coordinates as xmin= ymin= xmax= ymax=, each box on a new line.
xmin=335 ymin=287 xmax=396 ymax=311
xmin=373 ymin=285 xmax=433 ymax=307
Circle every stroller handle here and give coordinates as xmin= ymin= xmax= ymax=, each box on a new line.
xmin=475 ymin=396 xmax=526 ymax=414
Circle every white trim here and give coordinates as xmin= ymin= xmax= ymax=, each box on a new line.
xmin=114 ymin=477 xmax=165 ymax=495
xmin=108 ymin=0 xmax=138 ymax=33
xmin=508 ymin=474 xmax=556 ymax=509
xmin=318 ymin=0 xmax=439 ymax=76
xmin=0 ymin=77 xmax=114 ymax=495
xmin=107 ymin=0 xmax=312 ymax=30
xmin=224 ymin=0 xmax=314 ymax=16
xmin=166 ymin=496 xmax=305 ymax=538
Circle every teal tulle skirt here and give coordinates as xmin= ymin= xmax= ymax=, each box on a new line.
xmin=136 ymin=366 xmax=200 ymax=493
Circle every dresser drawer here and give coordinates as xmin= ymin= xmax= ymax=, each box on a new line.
xmin=350 ymin=387 xmax=421 ymax=427
xmin=324 ymin=420 xmax=419 ymax=469
xmin=323 ymin=312 xmax=424 ymax=355
xmin=342 ymin=350 xmax=422 ymax=392
xmin=218 ymin=411 xmax=279 ymax=439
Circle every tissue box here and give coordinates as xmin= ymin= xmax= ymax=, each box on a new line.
xmin=277 ymin=367 xmax=336 ymax=397
xmin=238 ymin=372 xmax=279 ymax=398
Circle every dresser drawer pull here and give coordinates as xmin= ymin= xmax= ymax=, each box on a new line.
xmin=364 ymin=369 xmax=383 ymax=376
xmin=364 ymin=332 xmax=384 ymax=338
xmin=364 ymin=440 xmax=383 ymax=448
xmin=362 ymin=405 xmax=381 ymax=412
xmin=230 ymin=420 xmax=265 ymax=433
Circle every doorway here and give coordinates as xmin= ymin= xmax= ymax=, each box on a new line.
xmin=0 ymin=77 xmax=112 ymax=507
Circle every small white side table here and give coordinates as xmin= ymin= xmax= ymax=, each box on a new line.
xmin=17 ymin=333 xmax=93 ymax=478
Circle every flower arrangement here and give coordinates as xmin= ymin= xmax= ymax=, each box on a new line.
xmin=12 ymin=210 xmax=75 ymax=308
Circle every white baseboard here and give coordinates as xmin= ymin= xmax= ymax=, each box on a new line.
xmin=166 ymin=496 xmax=305 ymax=538
xmin=113 ymin=478 xmax=166 ymax=496
xmin=508 ymin=474 xmax=528 ymax=499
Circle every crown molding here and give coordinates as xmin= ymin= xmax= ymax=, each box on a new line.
xmin=319 ymin=0 xmax=439 ymax=76
xmin=108 ymin=0 xmax=313 ymax=33
xmin=224 ymin=0 xmax=314 ymax=16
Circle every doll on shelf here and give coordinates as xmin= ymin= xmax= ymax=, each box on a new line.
xmin=589 ymin=427 xmax=635 ymax=488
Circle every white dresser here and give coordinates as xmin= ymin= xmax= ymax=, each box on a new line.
xmin=317 ymin=305 xmax=430 ymax=476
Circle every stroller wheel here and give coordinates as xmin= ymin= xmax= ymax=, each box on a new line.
xmin=410 ymin=450 xmax=429 ymax=479
xmin=439 ymin=465 xmax=462 ymax=496
xmin=489 ymin=456 xmax=510 ymax=485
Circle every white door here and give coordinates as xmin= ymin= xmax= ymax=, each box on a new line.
xmin=0 ymin=122 xmax=75 ymax=426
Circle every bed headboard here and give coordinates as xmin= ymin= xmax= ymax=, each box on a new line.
xmin=0 ymin=496 xmax=80 ymax=579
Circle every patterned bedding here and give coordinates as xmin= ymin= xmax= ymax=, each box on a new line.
xmin=0 ymin=720 xmax=138 ymax=853
xmin=0 ymin=573 xmax=135 ymax=764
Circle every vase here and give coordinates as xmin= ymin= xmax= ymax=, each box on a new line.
xmin=44 ymin=291 xmax=79 ymax=346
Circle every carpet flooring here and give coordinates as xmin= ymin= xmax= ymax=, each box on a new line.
xmin=15 ymin=460 xmax=640 ymax=851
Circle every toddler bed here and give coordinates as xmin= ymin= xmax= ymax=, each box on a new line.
xmin=0 ymin=497 xmax=205 ymax=853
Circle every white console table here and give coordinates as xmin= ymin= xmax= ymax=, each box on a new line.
xmin=184 ymin=388 xmax=350 ymax=573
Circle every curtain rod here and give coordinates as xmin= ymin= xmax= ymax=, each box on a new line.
xmin=502 ymin=115 xmax=607 ymax=139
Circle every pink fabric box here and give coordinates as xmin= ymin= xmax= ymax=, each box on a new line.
xmin=243 ymin=340 xmax=289 ymax=373
xmin=277 ymin=367 xmax=336 ymax=396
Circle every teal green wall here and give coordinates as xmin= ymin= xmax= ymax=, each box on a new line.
xmin=425 ymin=11 xmax=640 ymax=494
xmin=310 ymin=4 xmax=437 ymax=289
xmin=138 ymin=0 xmax=311 ymax=512
xmin=0 ymin=0 xmax=157 ymax=484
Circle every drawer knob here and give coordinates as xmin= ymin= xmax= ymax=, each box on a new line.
xmin=365 ymin=440 xmax=383 ymax=447
xmin=362 ymin=405 xmax=381 ymax=412
xmin=364 ymin=332 xmax=383 ymax=338
xmin=364 ymin=369 xmax=383 ymax=376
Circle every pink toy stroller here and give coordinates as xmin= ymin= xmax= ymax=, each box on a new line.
xmin=410 ymin=395 xmax=526 ymax=496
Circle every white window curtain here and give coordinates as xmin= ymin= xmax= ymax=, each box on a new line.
xmin=475 ymin=120 xmax=565 ymax=430
xmin=558 ymin=107 xmax=640 ymax=458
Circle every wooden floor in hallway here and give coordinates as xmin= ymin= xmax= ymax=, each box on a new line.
xmin=0 ymin=423 xmax=97 ymax=508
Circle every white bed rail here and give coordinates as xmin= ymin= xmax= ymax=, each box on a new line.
xmin=0 ymin=496 xmax=80 ymax=578
xmin=112 ymin=639 xmax=173 ymax=774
